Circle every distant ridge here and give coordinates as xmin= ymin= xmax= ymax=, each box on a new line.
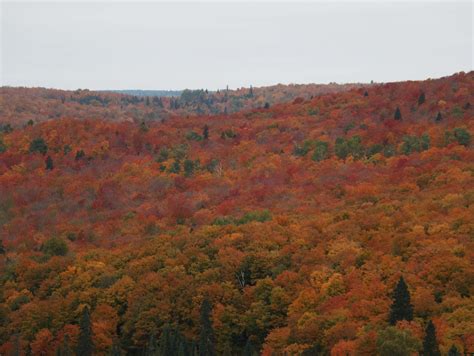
xmin=103 ymin=89 xmax=182 ymax=97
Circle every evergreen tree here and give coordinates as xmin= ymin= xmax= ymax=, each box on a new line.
xmin=62 ymin=335 xmax=72 ymax=356
xmin=394 ymin=107 xmax=402 ymax=120
xmin=203 ymin=125 xmax=209 ymax=140
xmin=242 ymin=339 xmax=256 ymax=356
xmin=199 ymin=299 xmax=215 ymax=356
xmin=364 ymin=90 xmax=369 ymax=97
xmin=389 ymin=277 xmax=413 ymax=325
xmin=29 ymin=137 xmax=48 ymax=155
xmin=418 ymin=92 xmax=426 ymax=105
xmin=46 ymin=156 xmax=54 ymax=170
xmin=435 ymin=112 xmax=442 ymax=122
xmin=12 ymin=334 xmax=20 ymax=356
xmin=264 ymin=102 xmax=270 ymax=109
xmin=75 ymin=150 xmax=86 ymax=161
xmin=448 ymin=344 xmax=461 ymax=356
xmin=423 ymin=320 xmax=440 ymax=356
xmin=77 ymin=306 xmax=93 ymax=356
xmin=159 ymin=324 xmax=173 ymax=356
xmin=109 ymin=338 xmax=121 ymax=356
xmin=0 ymin=239 xmax=5 ymax=254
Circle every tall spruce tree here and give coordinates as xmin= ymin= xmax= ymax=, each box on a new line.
xmin=199 ymin=299 xmax=215 ymax=356
xmin=418 ymin=92 xmax=426 ymax=105
xmin=0 ymin=239 xmax=5 ymax=254
xmin=389 ymin=277 xmax=413 ymax=325
xmin=46 ymin=156 xmax=54 ymax=170
xmin=62 ymin=335 xmax=72 ymax=356
xmin=394 ymin=107 xmax=402 ymax=120
xmin=423 ymin=320 xmax=441 ymax=356
xmin=146 ymin=333 xmax=158 ymax=356
xmin=242 ymin=339 xmax=256 ymax=356
xmin=448 ymin=344 xmax=461 ymax=356
xmin=77 ymin=306 xmax=93 ymax=356
xmin=203 ymin=125 xmax=209 ymax=140
xmin=109 ymin=338 xmax=121 ymax=356
xmin=435 ymin=112 xmax=443 ymax=122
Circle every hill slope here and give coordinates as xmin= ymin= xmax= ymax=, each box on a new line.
xmin=0 ymin=72 xmax=473 ymax=355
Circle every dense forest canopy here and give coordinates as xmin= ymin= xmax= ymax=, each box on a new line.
xmin=0 ymin=72 xmax=473 ymax=355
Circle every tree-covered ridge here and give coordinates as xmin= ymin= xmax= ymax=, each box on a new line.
xmin=0 ymin=82 xmax=366 ymax=127
xmin=0 ymin=71 xmax=473 ymax=355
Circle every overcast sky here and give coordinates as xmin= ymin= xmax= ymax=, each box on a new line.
xmin=1 ymin=1 xmax=472 ymax=90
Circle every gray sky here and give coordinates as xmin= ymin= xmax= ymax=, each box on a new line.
xmin=1 ymin=1 xmax=472 ymax=90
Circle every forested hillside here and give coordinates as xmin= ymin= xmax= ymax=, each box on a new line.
xmin=0 ymin=82 xmax=365 ymax=127
xmin=0 ymin=72 xmax=473 ymax=355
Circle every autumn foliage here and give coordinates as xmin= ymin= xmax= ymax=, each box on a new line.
xmin=0 ymin=72 xmax=473 ymax=355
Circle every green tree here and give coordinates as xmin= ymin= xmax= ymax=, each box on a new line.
xmin=423 ymin=320 xmax=440 ymax=356
xmin=42 ymin=237 xmax=68 ymax=256
xmin=418 ymin=92 xmax=426 ymax=105
xmin=184 ymin=159 xmax=195 ymax=177
xmin=75 ymin=150 xmax=86 ymax=161
xmin=394 ymin=107 xmax=402 ymax=120
xmin=448 ymin=345 xmax=461 ymax=356
xmin=45 ymin=156 xmax=54 ymax=170
xmin=312 ymin=141 xmax=329 ymax=162
xmin=242 ymin=339 xmax=256 ymax=356
xmin=29 ymin=138 xmax=48 ymax=155
xmin=453 ymin=128 xmax=471 ymax=146
xmin=146 ymin=333 xmax=158 ymax=356
xmin=0 ymin=138 xmax=6 ymax=153
xmin=203 ymin=125 xmax=209 ymax=140
xmin=199 ymin=299 xmax=215 ymax=356
xmin=62 ymin=335 xmax=72 ymax=356
xmin=377 ymin=326 xmax=420 ymax=356
xmin=0 ymin=239 xmax=5 ymax=254
xmin=435 ymin=112 xmax=442 ymax=122
xmin=169 ymin=160 xmax=181 ymax=174
xmin=389 ymin=277 xmax=413 ymax=325
xmin=77 ymin=306 xmax=93 ymax=356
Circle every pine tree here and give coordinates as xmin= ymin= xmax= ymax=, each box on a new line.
xmin=394 ymin=107 xmax=402 ymax=120
xmin=203 ymin=125 xmax=209 ymax=140
xmin=199 ymin=299 xmax=215 ymax=356
xmin=159 ymin=324 xmax=172 ymax=356
xmin=146 ymin=333 xmax=158 ymax=356
xmin=0 ymin=239 xmax=5 ymax=254
xmin=242 ymin=339 xmax=256 ymax=356
xmin=435 ymin=112 xmax=442 ymax=122
xmin=448 ymin=344 xmax=461 ymax=356
xmin=62 ymin=335 xmax=72 ymax=356
xmin=389 ymin=277 xmax=413 ymax=325
xmin=109 ymin=339 xmax=121 ymax=356
xmin=46 ymin=156 xmax=54 ymax=170
xmin=364 ymin=90 xmax=369 ymax=97
xmin=423 ymin=320 xmax=440 ymax=356
xmin=418 ymin=92 xmax=426 ymax=105
xmin=77 ymin=306 xmax=93 ymax=356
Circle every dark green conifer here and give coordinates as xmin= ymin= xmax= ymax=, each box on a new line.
xmin=389 ymin=277 xmax=413 ymax=325
xmin=0 ymin=239 xmax=5 ymax=254
xmin=62 ymin=335 xmax=72 ymax=356
xmin=435 ymin=112 xmax=442 ymax=122
xmin=448 ymin=344 xmax=461 ymax=356
xmin=203 ymin=125 xmax=209 ymax=140
xmin=46 ymin=156 xmax=54 ymax=170
xmin=418 ymin=92 xmax=426 ymax=105
xmin=394 ymin=107 xmax=402 ymax=120
xmin=423 ymin=320 xmax=441 ymax=356
xmin=199 ymin=299 xmax=215 ymax=356
xmin=242 ymin=339 xmax=256 ymax=356
xmin=29 ymin=138 xmax=48 ymax=155
xmin=76 ymin=306 xmax=93 ymax=356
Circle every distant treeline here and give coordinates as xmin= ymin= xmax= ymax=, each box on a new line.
xmin=104 ymin=89 xmax=183 ymax=97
